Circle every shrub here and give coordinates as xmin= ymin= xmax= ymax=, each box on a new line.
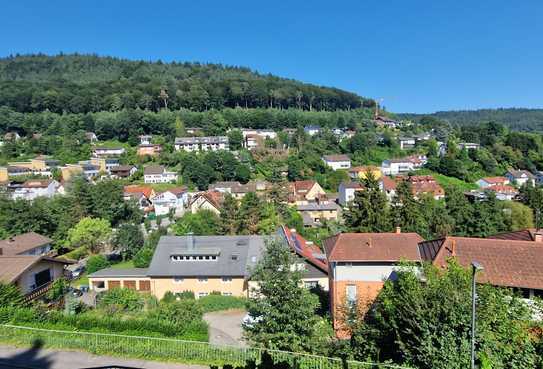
xmin=62 ymin=246 xmax=87 ymax=260
xmin=197 ymin=295 xmax=247 ymax=313
xmin=86 ymin=255 xmax=111 ymax=274
xmin=161 ymin=290 xmax=196 ymax=303
xmin=0 ymin=282 xmax=24 ymax=307
xmin=133 ymin=246 xmax=154 ymax=268
xmin=149 ymin=299 xmax=203 ymax=326
xmin=97 ymin=288 xmax=144 ymax=313
xmin=46 ymin=278 xmax=67 ymax=301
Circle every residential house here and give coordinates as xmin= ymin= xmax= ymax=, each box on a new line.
xmin=485 ymin=185 xmax=519 ymax=201
xmin=324 ymin=230 xmax=424 ymax=337
xmin=279 ymin=226 xmax=329 ymax=290
xmin=322 ymin=155 xmax=351 ymax=171
xmin=505 ymin=170 xmax=536 ymax=187
xmin=88 ymin=234 xmax=267 ymax=299
xmin=208 ymin=181 xmax=269 ymax=200
xmin=92 ymin=147 xmax=126 ymax=158
xmin=85 ymin=132 xmax=98 ymax=143
xmin=188 ymin=190 xmax=223 ymax=215
xmin=137 ymin=144 xmax=162 ymax=157
xmin=12 ymin=179 xmax=60 ymax=201
xmin=123 ymin=185 xmax=155 ymax=212
xmin=338 ymin=182 xmax=363 ymax=206
xmin=297 ymin=201 xmax=341 ymax=227
xmin=0 ymin=255 xmax=73 ymax=295
xmin=6 ymin=166 xmax=32 ymax=177
xmin=379 ymin=176 xmax=397 ymax=201
xmin=143 ymin=165 xmax=178 ymax=184
xmin=139 ymin=135 xmax=152 ymax=145
xmin=348 ymin=165 xmax=382 ymax=180
xmin=381 ymin=155 xmax=427 ymax=175
xmin=174 ymin=136 xmax=229 ymax=152
xmin=241 ymin=129 xmax=277 ymax=150
xmin=186 ymin=127 xmax=203 ymax=135
xmin=374 ymin=116 xmax=399 ymax=129
xmin=398 ymin=137 xmax=416 ymax=150
xmin=110 ymin=165 xmax=137 ymax=179
xmin=419 ymin=235 xmax=543 ymax=299
xmin=400 ymin=175 xmax=445 ymax=200
xmin=151 ymin=188 xmax=189 ymax=217
xmin=0 ymin=167 xmax=7 ymax=182
xmin=289 ymin=180 xmax=326 ymax=205
xmin=458 ymin=142 xmax=481 ymax=150
xmin=476 ymin=176 xmax=510 ymax=189
xmin=4 ymin=157 xmax=60 ymax=178
xmin=304 ymin=125 xmax=321 ymax=136
xmin=0 ymin=232 xmax=54 ymax=256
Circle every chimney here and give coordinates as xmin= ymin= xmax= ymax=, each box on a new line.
xmin=535 ymin=232 xmax=543 ymax=242
xmin=451 ymin=239 xmax=456 ymax=256
xmin=395 ymin=227 xmax=401 ymax=234
xmin=187 ymin=232 xmax=194 ymax=250
xmin=8 ymin=236 xmax=15 ymax=243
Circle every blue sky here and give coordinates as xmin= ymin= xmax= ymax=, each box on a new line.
xmin=1 ymin=0 xmax=542 ymax=113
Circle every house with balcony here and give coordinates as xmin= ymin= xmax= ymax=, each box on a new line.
xmin=174 ymin=136 xmax=229 ymax=152
xmin=398 ymin=136 xmax=416 ymax=150
xmin=381 ymin=155 xmax=427 ymax=175
xmin=92 ymin=146 xmax=126 ymax=158
xmin=322 ymin=155 xmax=351 ymax=171
xmin=11 ymin=179 xmax=60 ymax=201
xmin=110 ymin=165 xmax=137 ymax=179
xmin=143 ymin=165 xmax=178 ymax=184
xmin=150 ymin=188 xmax=189 ymax=216
xmin=137 ymin=144 xmax=162 ymax=157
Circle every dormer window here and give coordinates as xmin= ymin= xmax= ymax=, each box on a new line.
xmin=231 ymin=254 xmax=238 ymax=261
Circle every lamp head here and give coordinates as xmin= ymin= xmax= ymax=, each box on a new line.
xmin=471 ymin=261 xmax=484 ymax=272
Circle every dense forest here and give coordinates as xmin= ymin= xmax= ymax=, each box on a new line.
xmin=0 ymin=54 xmax=374 ymax=113
xmin=402 ymin=108 xmax=543 ymax=131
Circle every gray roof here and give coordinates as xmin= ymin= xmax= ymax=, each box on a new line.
xmin=89 ymin=268 xmax=149 ymax=278
xmin=147 ymin=235 xmax=270 ymax=278
xmin=297 ymin=202 xmax=340 ymax=211
xmin=144 ymin=165 xmax=165 ymax=175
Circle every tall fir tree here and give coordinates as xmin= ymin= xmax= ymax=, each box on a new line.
xmin=392 ymin=181 xmax=428 ymax=235
xmin=219 ymin=194 xmax=239 ymax=235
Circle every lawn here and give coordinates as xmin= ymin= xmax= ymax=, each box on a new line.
xmin=110 ymin=260 xmax=135 ymax=269
xmin=71 ymin=259 xmax=135 ymax=288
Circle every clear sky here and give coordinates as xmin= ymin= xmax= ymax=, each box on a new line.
xmin=1 ymin=0 xmax=542 ymax=113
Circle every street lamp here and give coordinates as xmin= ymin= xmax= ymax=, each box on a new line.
xmin=471 ymin=261 xmax=484 ymax=369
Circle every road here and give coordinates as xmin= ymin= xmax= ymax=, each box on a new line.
xmin=203 ymin=309 xmax=246 ymax=347
xmin=0 ymin=344 xmax=206 ymax=369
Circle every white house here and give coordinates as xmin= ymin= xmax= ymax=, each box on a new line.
xmin=304 ymin=125 xmax=321 ymax=136
xmin=381 ymin=155 xmax=427 ymax=175
xmin=92 ymin=147 xmax=126 ymax=158
xmin=12 ymin=180 xmax=60 ymax=201
xmin=139 ymin=135 xmax=152 ymax=145
xmin=476 ymin=177 xmax=509 ymax=189
xmin=174 ymin=136 xmax=229 ymax=152
xmin=458 ymin=142 xmax=480 ymax=151
xmin=143 ymin=165 xmax=178 ymax=184
xmin=398 ymin=137 xmax=416 ymax=150
xmin=505 ymin=170 xmax=536 ymax=187
xmin=322 ymin=155 xmax=351 ymax=171
xmin=338 ymin=182 xmax=363 ymax=206
xmin=151 ymin=188 xmax=189 ymax=217
xmin=241 ymin=129 xmax=277 ymax=150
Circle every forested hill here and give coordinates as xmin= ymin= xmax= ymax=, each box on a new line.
xmin=401 ymin=108 xmax=543 ymax=132
xmin=0 ymin=54 xmax=373 ymax=114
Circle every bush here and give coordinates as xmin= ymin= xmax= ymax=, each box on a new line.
xmin=148 ymin=299 xmax=203 ymax=326
xmin=86 ymin=255 xmax=111 ymax=274
xmin=0 ymin=282 xmax=24 ymax=307
xmin=62 ymin=246 xmax=87 ymax=260
xmin=197 ymin=295 xmax=247 ymax=313
xmin=161 ymin=290 xmax=195 ymax=303
xmin=97 ymin=288 xmax=144 ymax=313
xmin=46 ymin=278 xmax=67 ymax=301
xmin=133 ymin=246 xmax=154 ymax=268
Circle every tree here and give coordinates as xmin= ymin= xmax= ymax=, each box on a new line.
xmin=343 ymin=174 xmax=392 ymax=232
xmin=350 ymin=261 xmax=539 ymax=369
xmin=86 ymin=254 xmax=111 ymax=274
xmin=237 ymin=192 xmax=262 ymax=235
xmin=392 ymin=181 xmax=428 ymax=235
xmin=173 ymin=210 xmax=220 ymax=235
xmin=503 ymin=201 xmax=534 ymax=230
xmin=0 ymin=282 xmax=24 ymax=307
xmin=244 ymin=238 xmax=322 ymax=352
xmin=113 ymin=223 xmax=145 ymax=260
xmin=66 ymin=217 xmax=112 ymax=253
xmin=219 ymin=194 xmax=239 ymax=235
xmin=227 ymin=129 xmax=244 ymax=151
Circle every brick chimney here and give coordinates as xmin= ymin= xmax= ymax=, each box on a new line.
xmin=534 ymin=232 xmax=543 ymax=242
xmin=395 ymin=227 xmax=401 ymax=234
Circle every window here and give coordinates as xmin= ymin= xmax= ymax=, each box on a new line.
xmin=231 ymin=254 xmax=239 ymax=261
xmin=222 ymin=292 xmax=232 ymax=296
xmin=93 ymin=281 xmax=105 ymax=289
xmin=198 ymin=292 xmax=209 ymax=298
xmin=221 ymin=277 xmax=232 ymax=283
xmin=174 ymin=277 xmax=184 ymax=283
xmin=346 ymin=284 xmax=357 ymax=303
xmin=198 ymin=277 xmax=208 ymax=283
xmin=304 ymin=281 xmax=318 ymax=289
xmin=251 ymin=256 xmax=257 ymax=263
xmin=139 ymin=280 xmax=150 ymax=291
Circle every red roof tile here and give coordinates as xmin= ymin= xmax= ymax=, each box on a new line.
xmin=281 ymin=226 xmax=328 ymax=273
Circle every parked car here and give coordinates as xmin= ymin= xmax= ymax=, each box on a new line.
xmin=242 ymin=313 xmax=262 ymax=328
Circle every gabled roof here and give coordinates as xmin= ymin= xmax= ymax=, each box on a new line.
xmin=111 ymin=165 xmax=136 ymax=172
xmin=506 ymin=170 xmax=535 ymax=179
xmin=486 ymin=185 xmax=518 ymax=194
xmin=487 ymin=229 xmax=540 ymax=242
xmin=280 ymin=226 xmax=328 ymax=273
xmin=324 ymin=232 xmax=423 ymax=262
xmin=293 ymin=180 xmax=317 ymax=193
xmin=323 ymin=154 xmax=350 ymax=162
xmin=124 ymin=185 xmax=153 ymax=199
xmin=21 ymin=179 xmax=56 ymax=189
xmin=419 ymin=237 xmax=543 ymax=290
xmin=0 ymin=232 xmax=53 ymax=256
xmin=0 ymin=256 xmax=73 ymax=283
xmin=381 ymin=176 xmax=397 ymax=191
xmin=479 ymin=176 xmax=508 ymax=185
xmin=144 ymin=165 xmax=165 ymax=175
xmin=190 ymin=190 xmax=223 ymax=210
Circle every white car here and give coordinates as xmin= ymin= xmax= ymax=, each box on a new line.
xmin=242 ymin=313 xmax=262 ymax=327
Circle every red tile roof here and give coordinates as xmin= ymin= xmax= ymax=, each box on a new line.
xmin=381 ymin=176 xmax=397 ymax=191
xmin=480 ymin=176 xmax=508 ymax=185
xmin=124 ymin=185 xmax=153 ymax=199
xmin=419 ymin=237 xmax=543 ymax=290
xmin=323 ymin=154 xmax=350 ymax=162
xmin=486 ymin=185 xmax=518 ymax=194
xmin=293 ymin=180 xmax=317 ymax=193
xmin=487 ymin=229 xmax=540 ymax=242
xmin=281 ymin=226 xmax=328 ymax=273
xmin=324 ymin=232 xmax=423 ymax=262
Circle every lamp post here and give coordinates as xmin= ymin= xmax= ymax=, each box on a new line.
xmin=471 ymin=261 xmax=484 ymax=369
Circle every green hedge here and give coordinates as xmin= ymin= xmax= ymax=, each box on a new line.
xmin=197 ymin=295 xmax=247 ymax=313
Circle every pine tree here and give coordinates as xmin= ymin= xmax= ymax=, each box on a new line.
xmin=219 ymin=194 xmax=239 ymax=235
xmin=343 ymin=173 xmax=392 ymax=232
xmin=237 ymin=192 xmax=262 ymax=235
xmin=392 ymin=181 xmax=428 ymax=235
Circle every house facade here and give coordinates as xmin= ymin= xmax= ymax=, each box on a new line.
xmin=338 ymin=182 xmax=363 ymax=206
xmin=0 ymin=232 xmax=54 ymax=256
xmin=505 ymin=170 xmax=536 ymax=187
xmin=381 ymin=155 xmax=427 ymax=175
xmin=348 ymin=166 xmax=382 ymax=180
xmin=188 ymin=191 xmax=223 ymax=215
xmin=151 ymin=188 xmax=188 ymax=216
xmin=11 ymin=180 xmax=60 ymax=201
xmin=476 ymin=176 xmax=510 ymax=188
xmin=137 ymin=144 xmax=162 ymax=157
xmin=297 ymin=201 xmax=341 ymax=227
xmin=92 ymin=147 xmax=126 ymax=158
xmin=110 ymin=165 xmax=137 ymax=179
xmin=322 ymin=155 xmax=351 ymax=171
xmin=289 ymin=180 xmax=326 ymax=205
xmin=175 ymin=136 xmax=229 ymax=152
xmin=143 ymin=165 xmax=178 ymax=184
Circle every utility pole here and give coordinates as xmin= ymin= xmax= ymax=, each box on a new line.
xmin=471 ymin=261 xmax=484 ymax=369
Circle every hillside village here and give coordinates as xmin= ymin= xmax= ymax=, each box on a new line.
xmin=1 ymin=55 xmax=543 ymax=369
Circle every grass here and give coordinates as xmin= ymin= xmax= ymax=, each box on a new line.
xmin=416 ymin=169 xmax=478 ymax=192
xmin=71 ymin=259 xmax=135 ymax=288
xmin=110 ymin=260 xmax=135 ymax=269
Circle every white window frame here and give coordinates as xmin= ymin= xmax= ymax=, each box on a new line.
xmin=173 ymin=277 xmax=184 ymax=283
xmin=198 ymin=277 xmax=208 ymax=283
xmin=221 ymin=277 xmax=232 ymax=283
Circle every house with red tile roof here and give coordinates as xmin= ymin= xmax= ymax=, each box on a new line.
xmin=401 ymin=175 xmax=445 ymax=200
xmin=476 ymin=176 xmax=510 ymax=188
xmin=324 ymin=229 xmax=423 ymax=337
xmin=419 ymin=236 xmax=543 ymax=298
xmin=188 ymin=190 xmax=223 ymax=215
xmin=289 ymin=180 xmax=326 ymax=204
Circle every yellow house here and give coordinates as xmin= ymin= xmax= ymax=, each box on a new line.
xmin=0 ymin=167 xmax=8 ymax=182
xmin=348 ymin=165 xmax=382 ymax=180
xmin=60 ymin=164 xmax=84 ymax=181
xmin=290 ymin=180 xmax=326 ymax=205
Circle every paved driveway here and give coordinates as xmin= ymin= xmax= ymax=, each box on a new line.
xmin=203 ymin=309 xmax=246 ymax=347
xmin=0 ymin=344 xmax=206 ymax=369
